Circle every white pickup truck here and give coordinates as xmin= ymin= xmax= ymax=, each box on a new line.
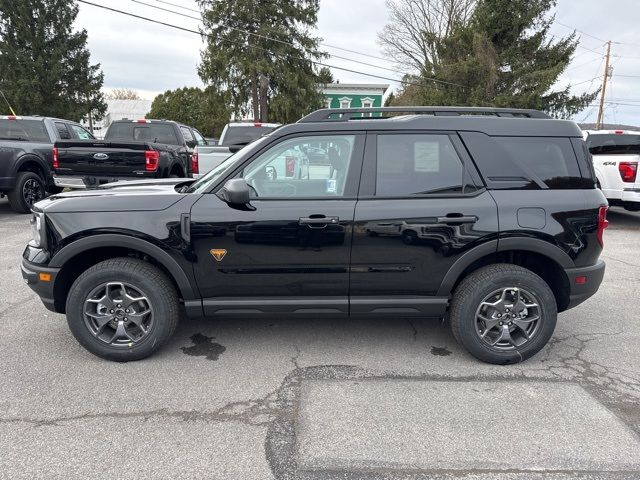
xmin=193 ymin=122 xmax=280 ymax=178
xmin=585 ymin=129 xmax=640 ymax=211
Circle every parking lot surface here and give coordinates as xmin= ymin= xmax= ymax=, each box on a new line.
xmin=1 ymin=197 xmax=639 ymax=480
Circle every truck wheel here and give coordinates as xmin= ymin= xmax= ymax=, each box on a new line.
xmin=66 ymin=258 xmax=179 ymax=362
xmin=449 ymin=264 xmax=557 ymax=365
xmin=8 ymin=171 xmax=45 ymax=213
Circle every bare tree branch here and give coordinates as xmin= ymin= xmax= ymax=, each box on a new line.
xmin=378 ymin=0 xmax=476 ymax=73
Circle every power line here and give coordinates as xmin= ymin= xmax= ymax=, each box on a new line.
xmin=151 ymin=0 xmax=400 ymax=65
xmin=77 ymin=0 xmax=465 ymax=89
xmin=129 ymin=0 xmax=430 ymax=80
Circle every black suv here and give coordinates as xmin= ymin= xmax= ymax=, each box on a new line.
xmin=21 ymin=107 xmax=608 ymax=364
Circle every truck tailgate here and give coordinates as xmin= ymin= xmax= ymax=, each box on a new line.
xmin=55 ymin=141 xmax=151 ymax=176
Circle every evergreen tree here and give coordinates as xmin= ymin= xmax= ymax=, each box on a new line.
xmin=0 ymin=0 xmax=106 ymax=121
xmin=197 ymin=0 xmax=326 ymax=124
xmin=388 ymin=0 xmax=597 ymax=118
xmin=147 ymin=87 xmax=231 ymax=137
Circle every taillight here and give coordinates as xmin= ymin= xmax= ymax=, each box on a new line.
xmin=145 ymin=150 xmax=159 ymax=171
xmin=285 ymin=155 xmax=295 ymax=177
xmin=52 ymin=147 xmax=59 ymax=169
xmin=618 ymin=161 xmax=638 ymax=183
xmin=597 ymin=205 xmax=609 ymax=248
xmin=191 ymin=151 xmax=199 ymax=174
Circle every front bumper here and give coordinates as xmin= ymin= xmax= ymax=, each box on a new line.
xmin=564 ymin=260 xmax=606 ymax=310
xmin=21 ymin=248 xmax=60 ymax=313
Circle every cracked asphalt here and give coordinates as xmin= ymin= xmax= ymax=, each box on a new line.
xmin=1 ymin=197 xmax=639 ymax=479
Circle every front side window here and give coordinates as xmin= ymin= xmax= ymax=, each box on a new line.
xmin=376 ymin=134 xmax=465 ymax=196
xmin=243 ymin=135 xmax=356 ymax=198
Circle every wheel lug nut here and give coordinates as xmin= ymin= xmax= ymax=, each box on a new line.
xmin=498 ymin=313 xmax=502 ymax=317
xmin=125 ymin=309 xmax=129 ymax=313
xmin=117 ymin=304 xmax=121 ymax=308
xmin=499 ymin=321 xmax=503 ymax=325
xmin=110 ymin=309 xmax=114 ymax=313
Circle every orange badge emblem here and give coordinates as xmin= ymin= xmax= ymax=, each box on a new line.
xmin=209 ymin=249 xmax=227 ymax=261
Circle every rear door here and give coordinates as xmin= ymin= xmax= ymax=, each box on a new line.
xmin=189 ymin=132 xmax=364 ymax=316
xmin=350 ymin=131 xmax=499 ymax=316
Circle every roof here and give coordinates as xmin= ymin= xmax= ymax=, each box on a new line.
xmin=285 ymin=107 xmax=583 ymax=137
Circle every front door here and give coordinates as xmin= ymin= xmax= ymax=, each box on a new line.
xmin=190 ymin=132 xmax=364 ymax=316
xmin=350 ymin=132 xmax=499 ymax=316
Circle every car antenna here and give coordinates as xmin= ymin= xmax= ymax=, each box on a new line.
xmin=0 ymin=89 xmax=17 ymax=116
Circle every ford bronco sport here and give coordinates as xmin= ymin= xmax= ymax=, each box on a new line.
xmin=22 ymin=107 xmax=608 ymax=364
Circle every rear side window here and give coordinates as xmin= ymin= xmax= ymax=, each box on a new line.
xmin=55 ymin=122 xmax=72 ymax=140
xmin=192 ymin=129 xmax=207 ymax=146
xmin=180 ymin=126 xmax=195 ymax=147
xmin=376 ymin=134 xmax=465 ymax=196
xmin=461 ymin=132 xmax=585 ymax=189
xmin=106 ymin=122 xmax=180 ymax=145
xmin=0 ymin=119 xmax=49 ymax=142
xmin=586 ymin=134 xmax=640 ymax=155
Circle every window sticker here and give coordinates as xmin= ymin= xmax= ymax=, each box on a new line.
xmin=414 ymin=141 xmax=440 ymax=172
xmin=326 ymin=179 xmax=337 ymax=193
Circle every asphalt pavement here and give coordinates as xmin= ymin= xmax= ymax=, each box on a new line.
xmin=1 ymin=196 xmax=639 ymax=480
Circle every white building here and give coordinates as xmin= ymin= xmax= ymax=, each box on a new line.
xmin=84 ymin=99 xmax=152 ymax=138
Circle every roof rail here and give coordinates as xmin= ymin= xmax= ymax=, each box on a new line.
xmin=298 ymin=106 xmax=551 ymax=123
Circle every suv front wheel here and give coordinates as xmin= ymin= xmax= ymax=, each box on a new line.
xmin=450 ymin=264 xmax=557 ymax=364
xmin=66 ymin=258 xmax=179 ymax=361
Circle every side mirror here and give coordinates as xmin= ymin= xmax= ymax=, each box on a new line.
xmin=217 ymin=178 xmax=254 ymax=210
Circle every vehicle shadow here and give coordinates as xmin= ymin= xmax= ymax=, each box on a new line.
xmin=607 ymin=206 xmax=640 ymax=228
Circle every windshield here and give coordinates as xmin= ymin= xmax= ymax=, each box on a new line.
xmin=187 ymin=134 xmax=273 ymax=193
xmin=221 ymin=125 xmax=277 ymax=146
xmin=0 ymin=119 xmax=50 ymax=142
xmin=587 ymin=133 xmax=640 ymax=155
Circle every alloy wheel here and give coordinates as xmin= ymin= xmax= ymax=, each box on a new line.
xmin=475 ymin=287 xmax=541 ymax=350
xmin=22 ymin=178 xmax=43 ymax=207
xmin=83 ymin=282 xmax=155 ymax=347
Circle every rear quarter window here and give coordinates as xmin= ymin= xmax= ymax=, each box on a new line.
xmin=460 ymin=132 xmax=589 ymax=189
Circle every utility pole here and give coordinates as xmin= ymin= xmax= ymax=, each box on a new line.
xmin=596 ymin=41 xmax=612 ymax=130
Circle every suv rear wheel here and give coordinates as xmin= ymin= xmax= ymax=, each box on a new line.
xmin=450 ymin=264 xmax=557 ymax=364
xmin=66 ymin=258 xmax=179 ymax=361
xmin=8 ymin=171 xmax=45 ymax=213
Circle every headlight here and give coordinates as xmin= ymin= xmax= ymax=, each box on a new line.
xmin=29 ymin=212 xmax=44 ymax=248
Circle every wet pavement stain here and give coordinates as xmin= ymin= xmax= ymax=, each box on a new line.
xmin=181 ymin=333 xmax=226 ymax=360
xmin=430 ymin=346 xmax=452 ymax=356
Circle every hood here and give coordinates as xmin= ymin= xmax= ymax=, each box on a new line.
xmin=34 ymin=182 xmax=189 ymax=213
xmin=99 ymin=178 xmax=194 ymax=189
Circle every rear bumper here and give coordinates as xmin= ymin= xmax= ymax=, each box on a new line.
xmin=53 ymin=174 xmax=154 ymax=189
xmin=564 ymin=260 xmax=605 ymax=310
xmin=622 ymin=188 xmax=640 ymax=204
xmin=21 ymin=254 xmax=60 ymax=313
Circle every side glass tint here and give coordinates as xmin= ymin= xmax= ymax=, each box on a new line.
xmin=375 ymin=134 xmax=464 ymax=196
xmin=243 ymin=135 xmax=356 ymax=198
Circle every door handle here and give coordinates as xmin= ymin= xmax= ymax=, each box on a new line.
xmin=299 ymin=215 xmax=339 ymax=228
xmin=436 ymin=214 xmax=477 ymax=225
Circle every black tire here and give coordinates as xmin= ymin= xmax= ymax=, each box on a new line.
xmin=7 ymin=171 xmax=45 ymax=213
xmin=450 ymin=263 xmax=557 ymax=365
xmin=624 ymin=202 xmax=640 ymax=212
xmin=66 ymin=258 xmax=179 ymax=362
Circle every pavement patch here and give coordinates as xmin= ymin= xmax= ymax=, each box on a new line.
xmin=296 ymin=379 xmax=640 ymax=474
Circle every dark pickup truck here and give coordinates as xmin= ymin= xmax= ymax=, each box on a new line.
xmin=53 ymin=119 xmax=207 ymax=189
xmin=0 ymin=115 xmax=95 ymax=212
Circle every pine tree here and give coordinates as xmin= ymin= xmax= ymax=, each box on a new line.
xmin=197 ymin=0 xmax=326 ymax=124
xmin=388 ymin=0 xmax=597 ymax=118
xmin=0 ymin=0 xmax=106 ymax=121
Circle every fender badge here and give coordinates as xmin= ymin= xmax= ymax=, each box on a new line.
xmin=210 ymin=249 xmax=227 ymax=261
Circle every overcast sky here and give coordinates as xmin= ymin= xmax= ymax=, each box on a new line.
xmin=76 ymin=0 xmax=640 ymax=125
